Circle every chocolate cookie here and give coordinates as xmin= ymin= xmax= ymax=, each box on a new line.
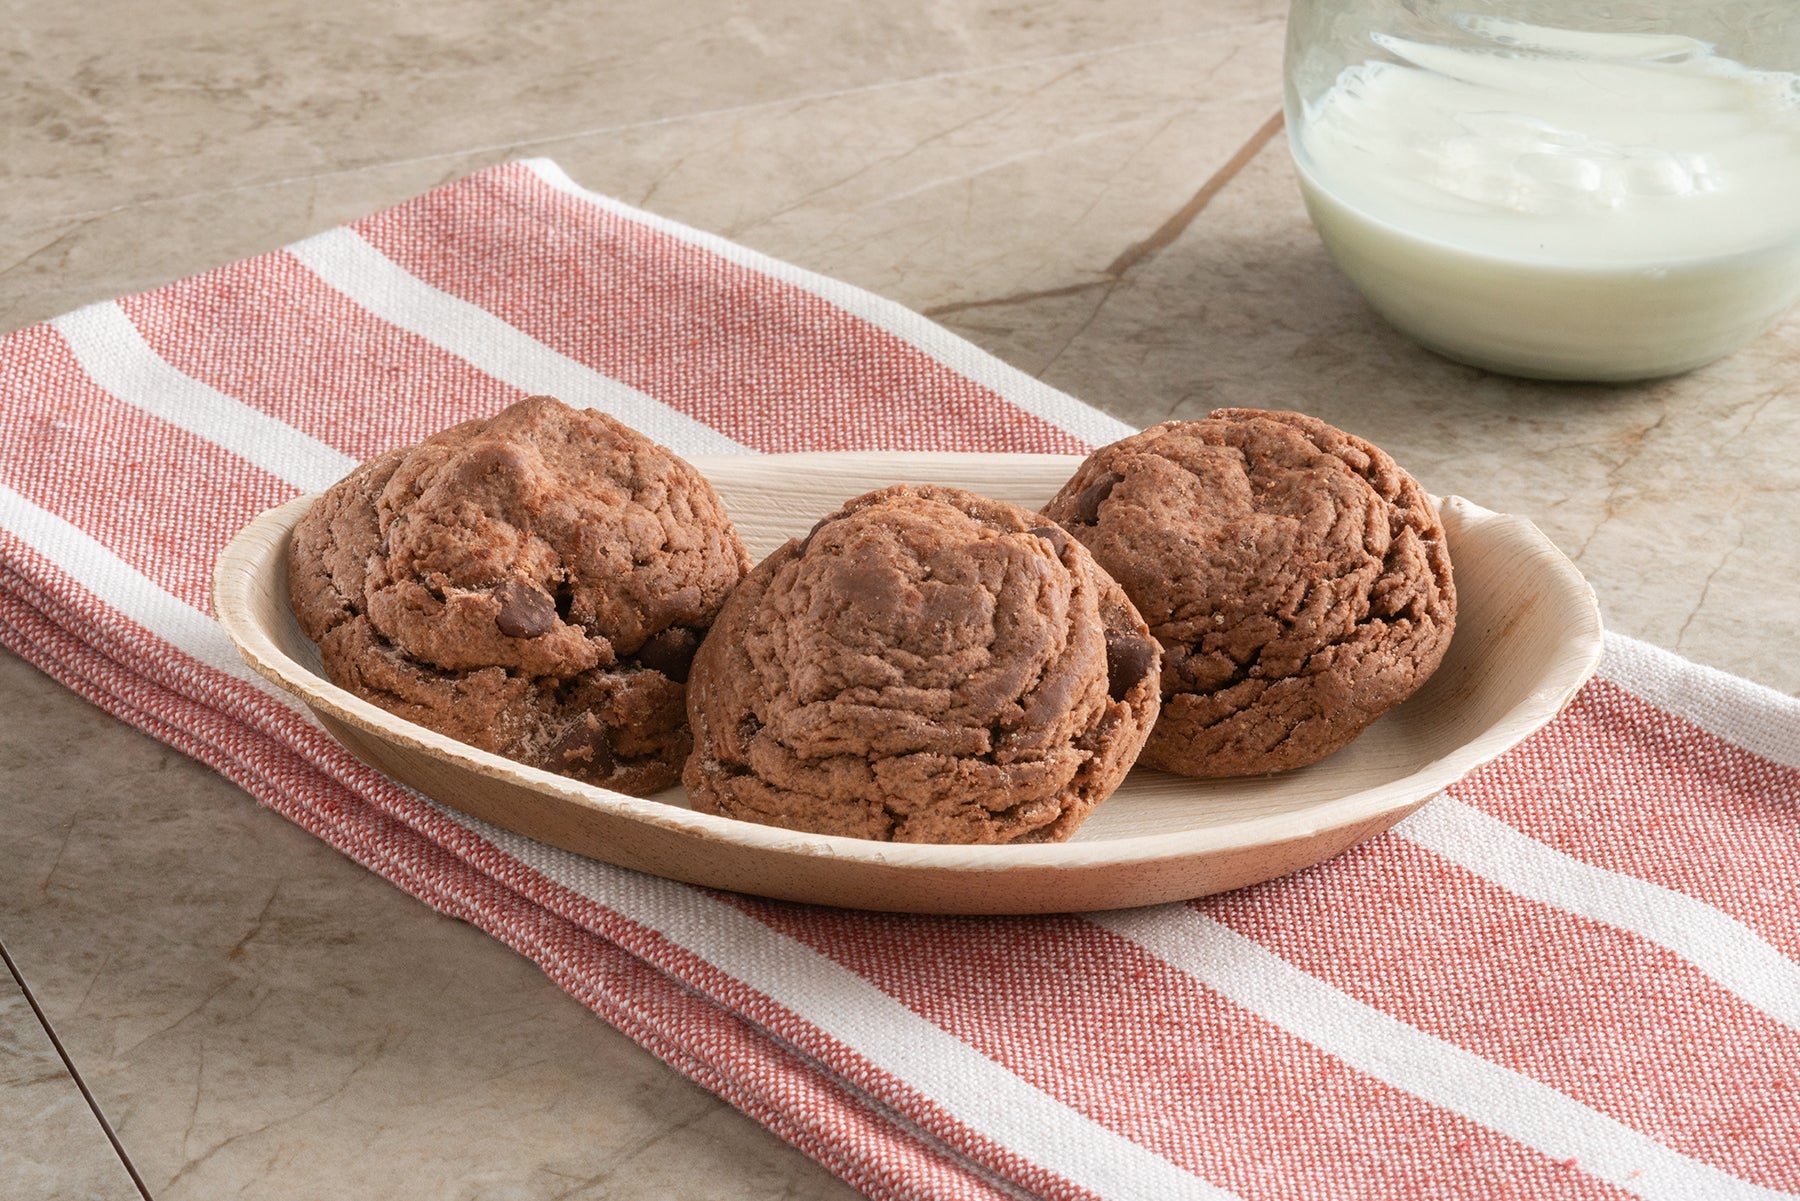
xmin=682 ymin=484 xmax=1161 ymax=844
xmin=288 ymin=395 xmax=751 ymax=795
xmin=1042 ymin=410 xmax=1455 ymax=777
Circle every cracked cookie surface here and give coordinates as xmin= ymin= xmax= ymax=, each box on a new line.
xmin=1042 ymin=409 xmax=1455 ymax=778
xmin=288 ymin=394 xmax=750 ymax=795
xmin=682 ymin=484 xmax=1160 ymax=844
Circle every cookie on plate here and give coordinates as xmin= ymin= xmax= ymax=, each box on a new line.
xmin=288 ymin=394 xmax=751 ymax=795
xmin=1042 ymin=409 xmax=1455 ymax=778
xmin=682 ymin=484 xmax=1161 ymax=844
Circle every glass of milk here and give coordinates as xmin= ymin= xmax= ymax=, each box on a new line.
xmin=1284 ymin=1 xmax=1800 ymax=381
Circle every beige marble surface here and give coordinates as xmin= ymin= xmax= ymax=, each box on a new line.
xmin=3 ymin=0 xmax=1796 ymax=1198
xmin=1 ymin=956 xmax=141 ymax=1200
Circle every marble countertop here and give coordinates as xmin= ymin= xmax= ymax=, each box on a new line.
xmin=4 ymin=2 xmax=1796 ymax=1198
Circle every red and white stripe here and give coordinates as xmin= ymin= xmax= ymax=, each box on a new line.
xmin=49 ymin=301 xmax=357 ymax=492
xmin=285 ymin=228 xmax=750 ymax=455
xmin=1 ymin=158 xmax=1795 ymax=1201
xmin=1394 ymin=796 xmax=1800 ymax=1032
xmin=1601 ymin=637 xmax=1800 ymax=771
xmin=521 ymin=159 xmax=1135 ymax=453
xmin=118 ymin=248 xmax=520 ymax=462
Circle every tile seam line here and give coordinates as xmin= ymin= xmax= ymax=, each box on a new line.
xmin=0 ymin=935 xmax=155 ymax=1201
xmin=923 ymin=107 xmax=1287 ymax=318
xmin=42 ymin=20 xmax=1283 ymax=227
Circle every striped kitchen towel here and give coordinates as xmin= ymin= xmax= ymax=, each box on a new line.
xmin=2 ymin=159 xmax=1797 ymax=1201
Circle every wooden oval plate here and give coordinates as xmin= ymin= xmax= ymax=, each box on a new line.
xmin=212 ymin=452 xmax=1603 ymax=914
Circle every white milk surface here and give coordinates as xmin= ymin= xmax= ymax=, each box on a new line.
xmin=1293 ymin=20 xmax=1800 ymax=380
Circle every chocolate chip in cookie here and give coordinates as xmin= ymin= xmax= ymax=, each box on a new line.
xmin=1067 ymin=471 xmax=1123 ymax=525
